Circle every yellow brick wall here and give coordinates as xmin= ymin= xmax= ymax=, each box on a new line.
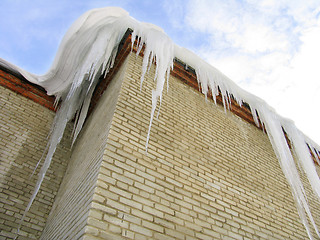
xmin=1 ymin=51 xmax=319 ymax=240
xmin=84 ymin=53 xmax=320 ymax=240
xmin=0 ymin=86 xmax=71 ymax=239
xmin=40 ymin=58 xmax=129 ymax=240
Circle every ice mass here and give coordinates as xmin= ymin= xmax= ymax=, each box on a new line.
xmin=2 ymin=7 xmax=320 ymax=239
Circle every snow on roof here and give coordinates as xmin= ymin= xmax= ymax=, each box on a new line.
xmin=3 ymin=7 xmax=319 ymax=238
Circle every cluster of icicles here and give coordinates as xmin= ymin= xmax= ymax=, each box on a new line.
xmin=3 ymin=7 xmax=320 ymax=239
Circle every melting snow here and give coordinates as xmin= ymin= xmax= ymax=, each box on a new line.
xmin=2 ymin=7 xmax=320 ymax=239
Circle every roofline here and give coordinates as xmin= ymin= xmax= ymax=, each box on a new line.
xmin=90 ymin=30 xmax=320 ymax=164
xmin=1 ymin=29 xmax=319 ymax=163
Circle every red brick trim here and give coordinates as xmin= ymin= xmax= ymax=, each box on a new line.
xmin=0 ymin=69 xmax=55 ymax=111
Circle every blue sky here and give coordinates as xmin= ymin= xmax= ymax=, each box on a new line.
xmin=1 ymin=0 xmax=320 ymax=144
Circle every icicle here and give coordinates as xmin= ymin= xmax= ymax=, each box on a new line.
xmin=258 ymin=109 xmax=320 ymax=239
xmin=146 ymin=90 xmax=158 ymax=152
xmin=283 ymin=121 xmax=320 ymax=202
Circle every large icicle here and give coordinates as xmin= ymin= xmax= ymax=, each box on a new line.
xmin=131 ymin=23 xmax=174 ymax=150
xmin=10 ymin=7 xmax=137 ymax=236
xmin=2 ymin=7 xmax=319 ymax=239
xmin=258 ymin=108 xmax=320 ymax=239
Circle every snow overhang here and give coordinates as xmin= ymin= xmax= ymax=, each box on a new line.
xmin=1 ymin=28 xmax=319 ymax=163
xmin=90 ymin=29 xmax=260 ymax=129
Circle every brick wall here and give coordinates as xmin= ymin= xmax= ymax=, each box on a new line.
xmin=83 ymin=53 xmax=320 ymax=240
xmin=40 ymin=58 xmax=129 ymax=239
xmin=0 ymin=85 xmax=71 ymax=239
xmin=1 ymin=49 xmax=320 ymax=240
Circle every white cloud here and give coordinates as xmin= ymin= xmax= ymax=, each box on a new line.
xmin=162 ymin=0 xmax=186 ymax=29
xmin=183 ymin=0 xmax=320 ymax=143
